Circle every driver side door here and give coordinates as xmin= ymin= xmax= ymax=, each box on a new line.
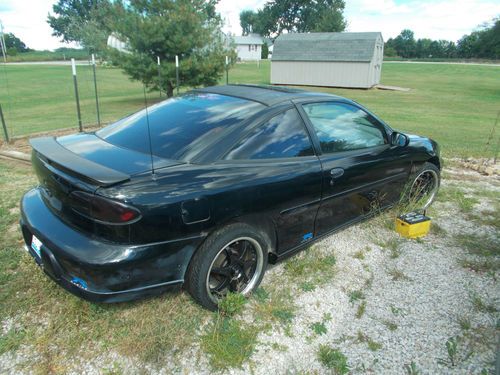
xmin=298 ymin=101 xmax=412 ymax=236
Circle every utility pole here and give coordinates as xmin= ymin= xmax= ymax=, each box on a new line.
xmin=0 ymin=20 xmax=7 ymax=63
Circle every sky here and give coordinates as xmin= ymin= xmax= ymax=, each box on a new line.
xmin=0 ymin=0 xmax=499 ymax=51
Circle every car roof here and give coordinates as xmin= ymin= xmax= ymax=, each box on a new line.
xmin=194 ymin=84 xmax=345 ymax=107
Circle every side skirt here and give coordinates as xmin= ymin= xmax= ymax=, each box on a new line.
xmin=268 ymin=203 xmax=394 ymax=264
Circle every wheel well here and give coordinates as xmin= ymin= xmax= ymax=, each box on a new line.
xmin=428 ymin=156 xmax=441 ymax=170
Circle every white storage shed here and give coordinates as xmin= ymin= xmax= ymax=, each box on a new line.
xmin=271 ymin=32 xmax=384 ymax=88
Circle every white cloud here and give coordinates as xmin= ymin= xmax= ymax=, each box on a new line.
xmin=0 ymin=0 xmax=498 ymax=51
xmin=0 ymin=0 xmax=76 ymax=50
xmin=345 ymin=0 xmax=500 ymax=41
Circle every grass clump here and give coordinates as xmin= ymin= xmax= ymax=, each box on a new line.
xmin=284 ymin=246 xmax=336 ymax=286
xmin=356 ymin=331 xmax=382 ymax=351
xmin=0 ymin=327 xmax=26 ymax=355
xmin=387 ymin=268 xmax=411 ymax=281
xmin=317 ymin=345 xmax=349 ymax=374
xmin=455 ymin=233 xmax=499 ymax=258
xmin=355 ymin=301 xmax=367 ymax=319
xmin=348 ymin=290 xmax=365 ymax=303
xmin=218 ymin=292 xmax=246 ymax=317
xmin=201 ymin=317 xmax=258 ymax=371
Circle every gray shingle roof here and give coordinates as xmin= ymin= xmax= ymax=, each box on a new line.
xmin=234 ymin=34 xmax=264 ymax=45
xmin=272 ymin=32 xmax=382 ymax=62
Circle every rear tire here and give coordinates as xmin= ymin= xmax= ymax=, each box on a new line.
xmin=186 ymin=223 xmax=269 ymax=311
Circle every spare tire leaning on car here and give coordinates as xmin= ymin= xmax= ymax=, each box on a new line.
xmin=185 ymin=223 xmax=269 ymax=311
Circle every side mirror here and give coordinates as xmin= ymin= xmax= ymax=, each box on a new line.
xmin=391 ymin=132 xmax=409 ymax=147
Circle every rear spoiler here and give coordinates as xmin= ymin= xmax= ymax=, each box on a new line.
xmin=30 ymin=137 xmax=130 ymax=187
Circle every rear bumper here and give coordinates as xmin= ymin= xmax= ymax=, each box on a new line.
xmin=20 ymin=188 xmax=205 ymax=303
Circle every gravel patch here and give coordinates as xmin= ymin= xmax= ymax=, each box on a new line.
xmin=1 ymin=167 xmax=498 ymax=374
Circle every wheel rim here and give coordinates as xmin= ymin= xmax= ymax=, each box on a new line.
xmin=206 ymin=237 xmax=263 ymax=304
xmin=409 ymin=169 xmax=439 ymax=209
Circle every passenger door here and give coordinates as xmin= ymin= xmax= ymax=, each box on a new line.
xmin=299 ymin=101 xmax=412 ymax=236
xmin=223 ymin=106 xmax=323 ymax=253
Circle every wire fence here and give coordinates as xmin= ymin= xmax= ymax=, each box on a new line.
xmin=0 ymin=54 xmax=233 ymax=141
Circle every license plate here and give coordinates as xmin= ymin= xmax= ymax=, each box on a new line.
xmin=31 ymin=235 xmax=42 ymax=258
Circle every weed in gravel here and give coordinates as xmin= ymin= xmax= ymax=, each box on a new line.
xmin=403 ymin=361 xmax=421 ymax=375
xmin=253 ymin=287 xmax=269 ymax=303
xmin=455 ymin=233 xmax=499 ymax=258
xmin=390 ymin=305 xmax=405 ymax=316
xmin=218 ymin=293 xmax=246 ymax=317
xmin=253 ymin=288 xmax=296 ymax=328
xmin=437 ymin=337 xmax=459 ymax=367
xmin=438 ymin=188 xmax=478 ymax=213
xmin=356 ymin=301 xmax=367 ymax=319
xmin=459 ymin=258 xmax=500 ymax=274
xmin=457 ymin=316 xmax=471 ymax=331
xmin=348 ymin=290 xmax=365 ymax=303
xmin=376 ymin=237 xmax=403 ymax=258
xmin=299 ymin=281 xmax=316 ymax=292
xmin=353 ymin=249 xmax=365 ymax=260
xmin=470 ymin=292 xmax=498 ymax=314
xmin=356 ymin=331 xmax=383 ymax=351
xmin=387 ymin=268 xmax=412 ymax=281
xmin=0 ymin=327 xmax=26 ymax=355
xmin=201 ymin=316 xmax=258 ymax=371
xmin=317 ymin=345 xmax=349 ymax=374
xmin=430 ymin=222 xmax=447 ymax=236
xmin=283 ymin=247 xmax=337 ymax=287
xmin=310 ymin=321 xmax=328 ymax=335
xmin=382 ymin=320 xmax=398 ymax=331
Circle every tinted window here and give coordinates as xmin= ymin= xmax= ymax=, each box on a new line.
xmin=97 ymin=93 xmax=264 ymax=161
xmin=303 ymin=102 xmax=387 ymax=153
xmin=225 ymin=108 xmax=314 ymax=160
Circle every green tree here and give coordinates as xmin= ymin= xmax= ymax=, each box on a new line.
xmin=47 ymin=0 xmax=113 ymax=53
xmin=393 ymin=29 xmax=416 ymax=58
xmin=3 ymin=33 xmax=30 ymax=53
xmin=243 ymin=0 xmax=346 ymax=39
xmin=240 ymin=10 xmax=257 ymax=35
xmin=109 ymin=0 xmax=233 ymax=97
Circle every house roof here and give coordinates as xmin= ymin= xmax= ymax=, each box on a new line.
xmin=234 ymin=34 xmax=264 ymax=45
xmin=272 ymin=32 xmax=382 ymax=62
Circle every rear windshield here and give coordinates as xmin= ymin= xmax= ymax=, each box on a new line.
xmin=97 ymin=93 xmax=264 ymax=161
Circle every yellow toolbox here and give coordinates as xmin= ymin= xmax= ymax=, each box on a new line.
xmin=395 ymin=212 xmax=431 ymax=239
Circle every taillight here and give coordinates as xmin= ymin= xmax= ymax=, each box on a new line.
xmin=69 ymin=191 xmax=141 ymax=224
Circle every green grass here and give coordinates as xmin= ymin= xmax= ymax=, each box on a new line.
xmin=201 ymin=316 xmax=258 ymax=371
xmin=317 ymin=345 xmax=349 ymax=374
xmin=1 ymin=60 xmax=499 ymax=157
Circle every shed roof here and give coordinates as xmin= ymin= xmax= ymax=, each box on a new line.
xmin=272 ymin=32 xmax=382 ymax=62
xmin=234 ymin=34 xmax=264 ymax=45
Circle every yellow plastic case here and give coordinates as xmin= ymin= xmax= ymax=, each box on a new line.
xmin=395 ymin=212 xmax=431 ymax=239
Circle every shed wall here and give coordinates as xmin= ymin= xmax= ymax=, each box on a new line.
xmin=270 ymin=61 xmax=372 ymax=88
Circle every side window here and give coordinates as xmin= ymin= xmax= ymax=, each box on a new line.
xmin=302 ymin=102 xmax=387 ymax=154
xmin=225 ymin=108 xmax=314 ymax=160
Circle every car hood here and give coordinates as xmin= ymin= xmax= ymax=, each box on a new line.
xmin=57 ymin=133 xmax=182 ymax=176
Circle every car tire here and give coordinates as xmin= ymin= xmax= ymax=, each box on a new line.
xmin=408 ymin=161 xmax=440 ymax=209
xmin=185 ymin=223 xmax=269 ymax=311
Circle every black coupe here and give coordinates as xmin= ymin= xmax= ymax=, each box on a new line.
xmin=20 ymin=85 xmax=440 ymax=310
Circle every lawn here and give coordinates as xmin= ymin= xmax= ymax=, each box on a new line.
xmin=0 ymin=60 xmax=499 ymax=158
xmin=0 ymin=63 xmax=500 ymax=374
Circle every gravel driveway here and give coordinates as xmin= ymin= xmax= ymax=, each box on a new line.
xmin=1 ymin=164 xmax=498 ymax=374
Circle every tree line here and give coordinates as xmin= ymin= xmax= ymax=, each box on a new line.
xmin=386 ymin=18 xmax=499 ymax=59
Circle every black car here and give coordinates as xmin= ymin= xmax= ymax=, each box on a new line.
xmin=20 ymin=85 xmax=440 ymax=310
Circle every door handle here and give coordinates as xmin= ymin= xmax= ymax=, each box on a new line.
xmin=330 ymin=168 xmax=344 ymax=178
xmin=329 ymin=168 xmax=344 ymax=186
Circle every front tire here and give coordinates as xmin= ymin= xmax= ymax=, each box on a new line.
xmin=186 ymin=223 xmax=269 ymax=311
xmin=408 ymin=162 xmax=440 ymax=209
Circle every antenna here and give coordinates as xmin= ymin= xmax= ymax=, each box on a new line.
xmin=142 ymin=83 xmax=156 ymax=179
